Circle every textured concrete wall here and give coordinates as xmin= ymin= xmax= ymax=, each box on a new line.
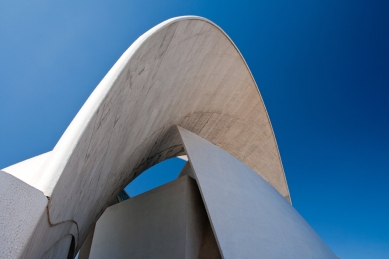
xmin=0 ymin=171 xmax=77 ymax=259
xmin=89 ymin=176 xmax=208 ymax=259
xmin=19 ymin=208 xmax=77 ymax=259
xmin=179 ymin=127 xmax=337 ymax=259
xmin=25 ymin=16 xmax=290 ymax=248
xmin=0 ymin=172 xmax=47 ymax=259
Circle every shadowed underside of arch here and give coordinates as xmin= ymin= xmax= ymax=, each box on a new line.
xmin=2 ymin=16 xmax=291 ymax=256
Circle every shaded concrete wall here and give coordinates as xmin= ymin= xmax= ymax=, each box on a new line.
xmin=78 ymin=191 xmax=128 ymax=259
xmin=40 ymin=235 xmax=72 ymax=259
xmin=178 ymin=164 xmax=221 ymax=259
xmin=89 ymin=176 xmax=215 ymax=259
xmin=77 ymin=225 xmax=95 ymax=259
xmin=197 ymin=220 xmax=222 ymax=259
xmin=178 ymin=162 xmax=195 ymax=179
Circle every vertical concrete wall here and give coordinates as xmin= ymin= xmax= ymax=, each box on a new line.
xmin=89 ymin=176 xmax=209 ymax=259
xmin=178 ymin=162 xmax=195 ymax=179
xmin=179 ymin=126 xmax=337 ymax=259
xmin=0 ymin=172 xmax=47 ymax=259
xmin=197 ymin=220 xmax=222 ymax=259
xmin=40 ymin=235 xmax=72 ymax=259
xmin=78 ymin=225 xmax=95 ymax=259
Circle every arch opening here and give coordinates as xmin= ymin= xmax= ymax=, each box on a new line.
xmin=124 ymin=157 xmax=187 ymax=197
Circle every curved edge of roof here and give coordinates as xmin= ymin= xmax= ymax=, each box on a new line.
xmin=195 ymin=16 xmax=292 ymax=204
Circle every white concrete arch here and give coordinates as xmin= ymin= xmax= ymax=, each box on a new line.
xmin=2 ymin=16 xmax=290 ymax=255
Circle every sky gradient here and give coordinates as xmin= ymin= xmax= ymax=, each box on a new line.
xmin=1 ymin=1 xmax=388 ymax=258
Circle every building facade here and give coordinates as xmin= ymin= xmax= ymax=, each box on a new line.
xmin=0 ymin=16 xmax=337 ymax=258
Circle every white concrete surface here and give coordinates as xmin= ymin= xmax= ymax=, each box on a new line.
xmin=0 ymin=172 xmax=47 ymax=259
xmin=2 ymin=152 xmax=51 ymax=186
xmin=0 ymin=171 xmax=77 ymax=259
xmin=179 ymin=126 xmax=337 ymax=258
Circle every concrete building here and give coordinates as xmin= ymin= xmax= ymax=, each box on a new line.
xmin=0 ymin=16 xmax=337 ymax=258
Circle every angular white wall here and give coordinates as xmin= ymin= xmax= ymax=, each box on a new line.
xmin=179 ymin=126 xmax=337 ymax=258
xmin=89 ymin=175 xmax=215 ymax=259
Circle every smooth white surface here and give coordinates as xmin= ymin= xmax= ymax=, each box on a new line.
xmin=2 ymin=152 xmax=51 ymax=186
xmin=179 ymin=127 xmax=337 ymax=259
xmin=177 ymin=155 xmax=189 ymax=161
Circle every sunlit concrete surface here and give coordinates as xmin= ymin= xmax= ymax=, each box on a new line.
xmin=1 ymin=152 xmax=51 ymax=185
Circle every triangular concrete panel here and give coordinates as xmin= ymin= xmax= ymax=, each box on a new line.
xmin=178 ymin=126 xmax=337 ymax=259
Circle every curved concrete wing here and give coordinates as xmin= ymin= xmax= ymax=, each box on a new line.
xmin=2 ymin=152 xmax=51 ymax=185
xmin=2 ymin=16 xmax=291 ymax=253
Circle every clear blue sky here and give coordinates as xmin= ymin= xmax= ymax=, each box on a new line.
xmin=1 ymin=1 xmax=388 ymax=258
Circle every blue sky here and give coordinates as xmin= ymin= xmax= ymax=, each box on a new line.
xmin=1 ymin=1 xmax=388 ymax=258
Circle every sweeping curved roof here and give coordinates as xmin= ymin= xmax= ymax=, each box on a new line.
xmin=3 ymin=16 xmax=290 ymax=246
